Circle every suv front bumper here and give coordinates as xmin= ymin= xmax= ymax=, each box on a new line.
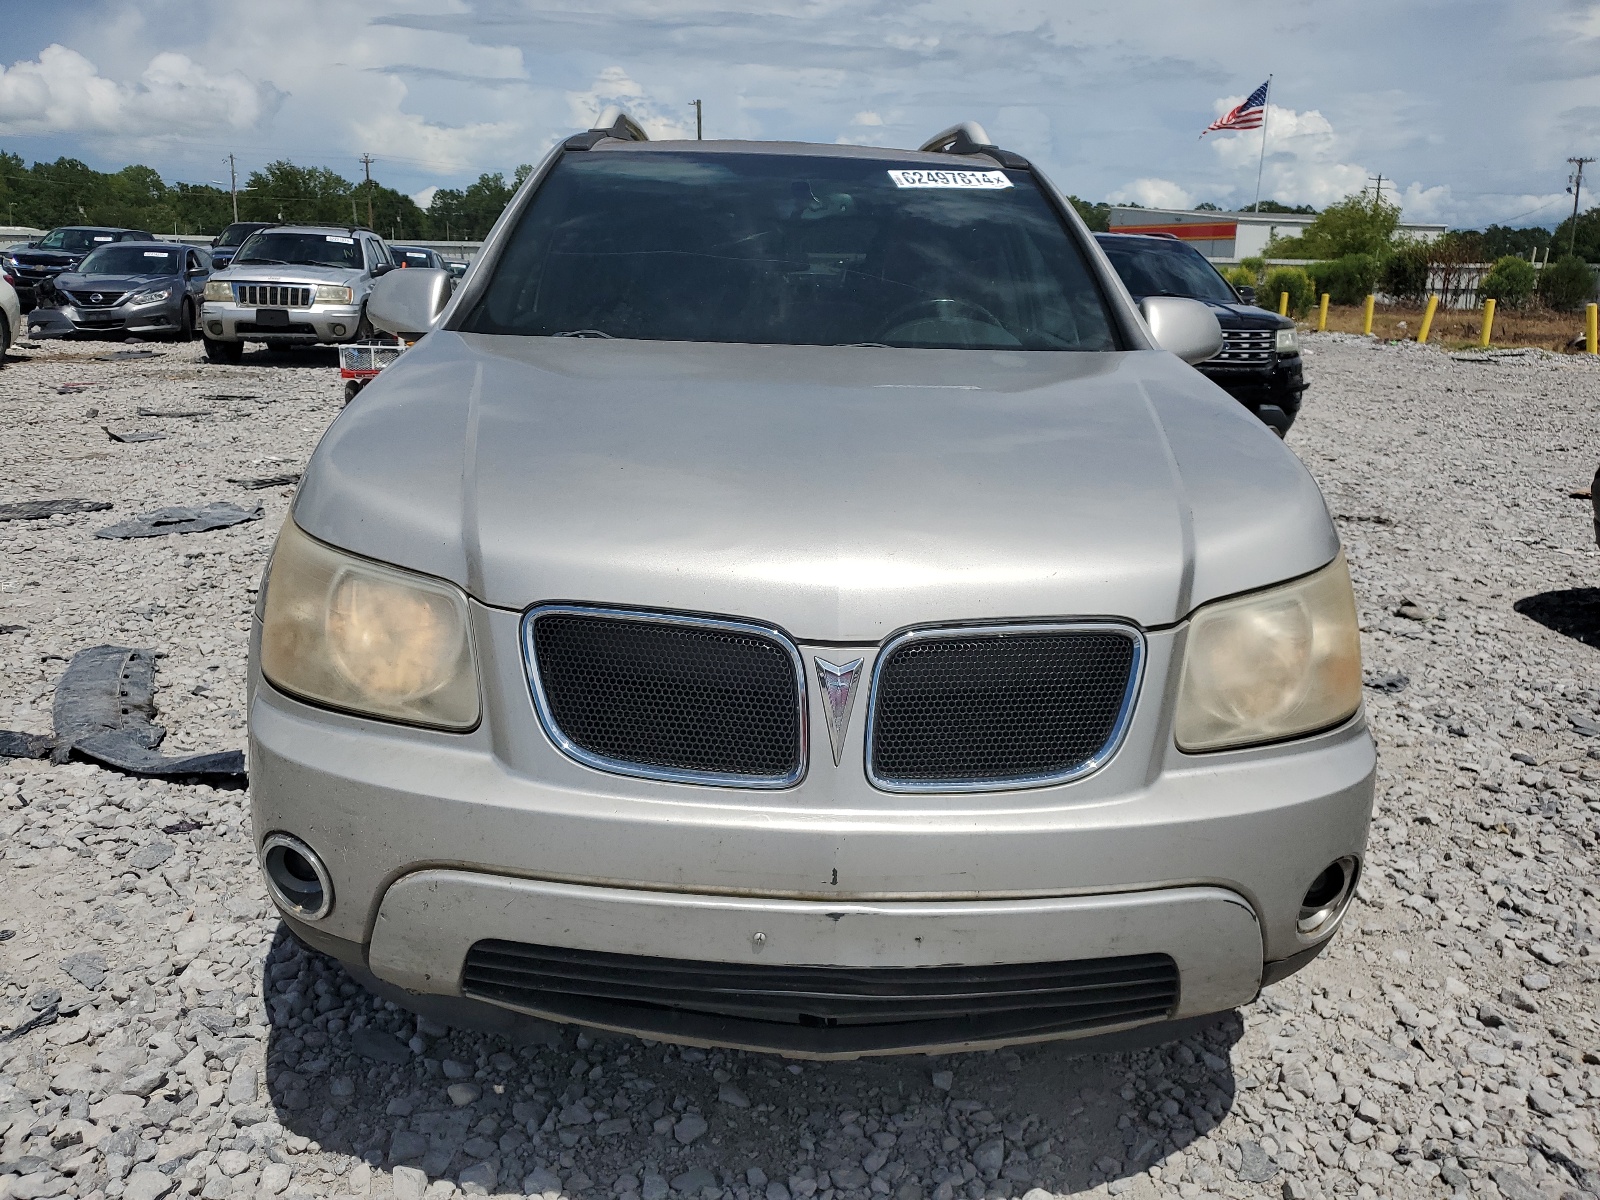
xmin=202 ymin=300 xmax=362 ymax=344
xmin=248 ymin=605 xmax=1374 ymax=1056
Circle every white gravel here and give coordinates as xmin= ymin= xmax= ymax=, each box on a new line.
xmin=1 ymin=335 xmax=1597 ymax=1200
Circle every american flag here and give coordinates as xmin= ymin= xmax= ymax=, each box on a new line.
xmin=1202 ymin=80 xmax=1269 ymax=135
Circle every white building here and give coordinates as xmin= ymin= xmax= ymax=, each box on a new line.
xmin=1106 ymin=207 xmax=1447 ymax=263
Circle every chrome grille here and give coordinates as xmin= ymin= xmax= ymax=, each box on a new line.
xmin=463 ymin=940 xmax=1178 ymax=1043
xmin=68 ymin=291 xmax=125 ymax=308
xmin=235 ymin=283 xmax=313 ymax=308
xmin=867 ymin=624 xmax=1142 ymax=792
xmin=524 ymin=606 xmax=806 ymax=787
xmin=1210 ymin=327 xmax=1277 ymax=364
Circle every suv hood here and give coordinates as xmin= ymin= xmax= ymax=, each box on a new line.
xmin=9 ymin=248 xmax=86 ymax=269
xmin=294 ymin=334 xmax=1337 ymax=640
xmin=214 ymin=263 xmax=365 ymax=287
xmin=1196 ymin=298 xmax=1293 ymax=330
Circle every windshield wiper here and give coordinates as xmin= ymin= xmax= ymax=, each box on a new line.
xmin=235 ymin=257 xmax=290 ymax=265
xmin=550 ymin=329 xmax=616 ymax=339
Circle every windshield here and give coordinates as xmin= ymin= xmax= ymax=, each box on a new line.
xmin=460 ymin=152 xmax=1118 ymax=350
xmin=234 ymin=231 xmax=364 ymax=269
xmin=217 ymin=224 xmax=266 ymax=248
xmin=78 ymin=246 xmax=180 ymax=276
xmin=38 ymin=229 xmax=116 ymax=252
xmin=1096 ymin=236 xmax=1238 ymax=305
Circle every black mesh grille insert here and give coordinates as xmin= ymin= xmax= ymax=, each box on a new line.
xmin=463 ymin=940 xmax=1177 ymax=1034
xmin=530 ymin=612 xmax=802 ymax=781
xmin=871 ymin=629 xmax=1138 ymax=786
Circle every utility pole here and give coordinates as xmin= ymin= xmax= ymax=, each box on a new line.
xmin=360 ymin=153 xmax=375 ymax=229
xmin=1567 ymin=157 xmax=1594 ymax=257
xmin=227 ymin=153 xmax=238 ymax=222
xmin=1366 ymin=174 xmax=1386 ymax=210
xmin=689 ymin=99 xmax=703 ymax=140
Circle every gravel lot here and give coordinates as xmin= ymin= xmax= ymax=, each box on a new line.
xmin=1 ymin=335 xmax=1597 ymax=1200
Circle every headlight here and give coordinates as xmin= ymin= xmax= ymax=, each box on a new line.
xmin=1276 ymin=328 xmax=1300 ymax=356
xmin=125 ymin=287 xmax=173 ymax=306
xmin=259 ymin=520 xmax=479 ymax=730
xmin=315 ymin=285 xmax=353 ymax=304
xmin=203 ymin=279 xmax=233 ymax=302
xmin=1175 ymin=552 xmax=1361 ymax=752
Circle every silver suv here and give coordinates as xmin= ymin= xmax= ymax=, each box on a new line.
xmin=200 ymin=224 xmax=393 ymax=362
xmin=248 ymin=115 xmax=1374 ymax=1057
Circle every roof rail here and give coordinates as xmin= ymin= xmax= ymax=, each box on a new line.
xmin=918 ymin=121 xmax=1030 ymax=170
xmin=564 ymin=107 xmax=651 ymax=151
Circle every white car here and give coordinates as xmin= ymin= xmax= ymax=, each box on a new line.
xmin=0 ymin=270 xmax=21 ymax=363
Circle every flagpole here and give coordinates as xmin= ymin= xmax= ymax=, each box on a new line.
xmin=1252 ymin=75 xmax=1272 ymax=212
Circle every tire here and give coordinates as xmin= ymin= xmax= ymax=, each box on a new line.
xmin=176 ymin=299 xmax=195 ymax=343
xmin=204 ymin=336 xmax=244 ymax=364
xmin=0 ymin=311 xmax=9 ymax=366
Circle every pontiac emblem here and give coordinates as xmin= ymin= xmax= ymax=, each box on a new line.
xmin=813 ymin=656 xmax=865 ymax=766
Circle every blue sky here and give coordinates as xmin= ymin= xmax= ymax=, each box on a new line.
xmin=2 ymin=1 xmax=1597 ymax=228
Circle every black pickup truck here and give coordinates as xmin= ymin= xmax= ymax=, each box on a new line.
xmin=1097 ymin=232 xmax=1306 ymax=436
xmin=3 ymin=227 xmax=154 ymax=312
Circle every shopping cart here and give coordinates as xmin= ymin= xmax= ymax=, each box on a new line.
xmin=339 ymin=341 xmax=405 ymax=403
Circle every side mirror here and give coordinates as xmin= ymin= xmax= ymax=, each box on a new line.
xmin=367 ymin=267 xmax=451 ymax=339
xmin=1140 ymin=296 xmax=1223 ymax=365
xmin=1235 ymin=285 xmax=1257 ymax=306
xmin=371 ymin=261 xmax=394 ymax=277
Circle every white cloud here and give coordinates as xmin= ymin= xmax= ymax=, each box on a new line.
xmin=411 ymin=185 xmax=440 ymax=209
xmin=1108 ymin=178 xmax=1195 ymax=209
xmin=566 ymin=67 xmax=693 ymax=140
xmin=0 ymin=44 xmax=272 ymax=136
xmin=852 ymin=111 xmax=883 ymax=126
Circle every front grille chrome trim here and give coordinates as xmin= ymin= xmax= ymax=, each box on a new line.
xmin=233 ymin=283 xmax=314 ymax=309
xmin=521 ymin=604 xmax=808 ymax=790
xmin=864 ymin=621 xmax=1145 ymax=794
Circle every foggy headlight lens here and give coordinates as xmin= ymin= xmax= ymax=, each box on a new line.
xmin=259 ymin=520 xmax=478 ymax=729
xmin=314 ymin=285 xmax=353 ymax=304
xmin=1276 ymin=328 xmax=1300 ymax=356
xmin=1175 ymin=552 xmax=1361 ymax=751
xmin=203 ymin=280 xmax=233 ymax=302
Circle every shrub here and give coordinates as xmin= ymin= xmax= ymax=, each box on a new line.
xmin=1479 ymin=256 xmax=1538 ymax=309
xmin=1382 ymin=244 xmax=1431 ymax=304
xmin=1222 ymin=265 xmax=1256 ymax=293
xmin=1310 ymin=254 xmax=1381 ymax=306
xmin=1239 ymin=255 xmax=1266 ymax=281
xmin=1261 ymin=266 xmax=1316 ymax=317
xmin=1538 ymin=254 xmax=1596 ymax=312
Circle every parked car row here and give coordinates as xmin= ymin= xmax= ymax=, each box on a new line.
xmin=2 ymin=222 xmax=465 ymax=351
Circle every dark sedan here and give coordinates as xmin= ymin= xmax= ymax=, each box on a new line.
xmin=1097 ymin=232 xmax=1306 ymax=435
xmin=28 ymin=242 xmax=210 ymax=341
xmin=3 ymin=226 xmax=154 ymax=312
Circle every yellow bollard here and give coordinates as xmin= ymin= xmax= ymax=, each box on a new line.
xmin=1417 ymin=294 xmax=1439 ymax=344
xmin=1362 ymin=294 xmax=1375 ymax=336
xmin=1479 ymin=298 xmax=1496 ymax=349
xmin=1317 ymin=293 xmax=1329 ymax=332
xmin=1588 ymin=303 xmax=1598 ymax=355
xmin=1278 ymin=291 xmax=1290 ymax=317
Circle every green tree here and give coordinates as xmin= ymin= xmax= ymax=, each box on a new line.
xmin=1065 ymin=195 xmax=1110 ymax=232
xmin=241 ymin=161 xmax=355 ymax=225
xmin=1382 ymin=242 xmax=1432 ymax=304
xmin=1479 ymin=255 xmax=1538 ymax=309
xmin=1272 ymin=193 xmax=1400 ymax=259
xmin=1251 ymin=200 xmax=1318 ymax=215
xmin=1262 ymin=266 xmax=1315 ymax=316
xmin=1310 ymin=254 xmax=1381 ymax=305
xmin=1551 ymin=205 xmax=1600 ymax=263
xmin=1537 ymin=254 xmax=1596 ymax=311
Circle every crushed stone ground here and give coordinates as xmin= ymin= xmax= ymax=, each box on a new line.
xmin=0 ymin=336 xmax=1597 ymax=1200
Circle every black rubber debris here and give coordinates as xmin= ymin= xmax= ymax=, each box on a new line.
xmin=103 ymin=426 xmax=167 ymax=443
xmin=93 ymin=349 xmax=155 ymax=361
xmin=1364 ymin=671 xmax=1410 ymax=694
xmin=227 ymin=473 xmax=300 ymax=490
xmin=2 ymin=1005 xmax=58 ymax=1043
xmin=0 ymin=498 xmax=113 ymax=522
xmin=57 ymin=383 xmax=95 ymax=394
xmin=137 ymin=407 xmax=214 ymax=418
xmin=95 ymin=501 xmax=261 ymax=539
xmin=202 ymin=393 xmax=259 ymax=402
xmin=0 ymin=644 xmax=245 ymax=785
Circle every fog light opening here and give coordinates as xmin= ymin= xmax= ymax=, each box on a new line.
xmin=1297 ymin=856 xmax=1358 ymax=938
xmin=261 ymin=833 xmax=334 ymax=921
xmin=207 ymin=321 xmax=224 ymax=335
xmin=331 ymin=323 xmax=347 ymax=336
